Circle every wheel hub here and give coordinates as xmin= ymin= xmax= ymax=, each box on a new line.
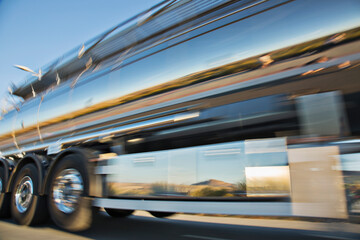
xmin=15 ymin=176 xmax=33 ymax=213
xmin=52 ymin=168 xmax=83 ymax=214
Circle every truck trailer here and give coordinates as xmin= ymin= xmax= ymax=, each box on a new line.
xmin=0 ymin=0 xmax=360 ymax=231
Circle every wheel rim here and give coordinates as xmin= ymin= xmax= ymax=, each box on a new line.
xmin=52 ymin=168 xmax=83 ymax=214
xmin=15 ymin=176 xmax=33 ymax=213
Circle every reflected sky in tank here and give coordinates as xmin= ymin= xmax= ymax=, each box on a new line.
xmin=58 ymin=0 xmax=360 ymax=116
xmin=123 ymin=0 xmax=360 ymax=78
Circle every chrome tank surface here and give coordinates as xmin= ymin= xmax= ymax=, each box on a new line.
xmin=1 ymin=0 xmax=360 ymax=155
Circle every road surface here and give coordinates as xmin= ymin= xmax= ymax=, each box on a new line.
xmin=0 ymin=211 xmax=359 ymax=240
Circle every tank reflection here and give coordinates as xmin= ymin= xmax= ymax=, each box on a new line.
xmin=106 ymin=138 xmax=290 ymax=198
xmin=245 ymin=166 xmax=291 ymax=196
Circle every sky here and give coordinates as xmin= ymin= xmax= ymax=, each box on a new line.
xmin=0 ymin=0 xmax=162 ymax=110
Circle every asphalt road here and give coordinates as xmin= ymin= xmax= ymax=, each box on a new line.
xmin=0 ymin=211 xmax=359 ymax=240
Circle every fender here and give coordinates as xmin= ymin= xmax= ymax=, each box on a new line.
xmin=5 ymin=154 xmax=48 ymax=194
xmin=42 ymin=147 xmax=101 ymax=197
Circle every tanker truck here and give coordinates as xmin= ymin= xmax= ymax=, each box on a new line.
xmin=1 ymin=0 xmax=360 ymax=231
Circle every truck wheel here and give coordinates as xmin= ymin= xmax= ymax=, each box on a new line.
xmin=149 ymin=211 xmax=175 ymax=218
xmin=105 ymin=208 xmax=134 ymax=217
xmin=11 ymin=164 xmax=48 ymax=225
xmin=48 ymin=154 xmax=92 ymax=232
xmin=0 ymin=165 xmax=11 ymax=218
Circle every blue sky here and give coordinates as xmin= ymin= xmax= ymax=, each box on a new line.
xmin=0 ymin=0 xmax=161 ymax=109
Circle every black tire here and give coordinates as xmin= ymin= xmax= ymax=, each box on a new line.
xmin=11 ymin=164 xmax=48 ymax=225
xmin=48 ymin=154 xmax=93 ymax=232
xmin=149 ymin=211 xmax=175 ymax=218
xmin=104 ymin=208 xmax=134 ymax=217
xmin=0 ymin=165 xmax=11 ymax=218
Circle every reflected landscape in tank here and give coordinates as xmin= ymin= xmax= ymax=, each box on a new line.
xmin=106 ymin=140 xmax=288 ymax=198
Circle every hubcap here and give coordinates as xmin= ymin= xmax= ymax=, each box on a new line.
xmin=52 ymin=168 xmax=83 ymax=214
xmin=15 ymin=176 xmax=33 ymax=213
